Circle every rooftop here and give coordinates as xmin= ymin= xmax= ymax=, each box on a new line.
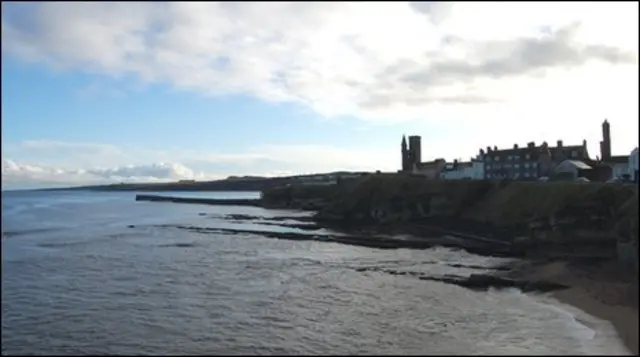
xmin=557 ymin=160 xmax=592 ymax=170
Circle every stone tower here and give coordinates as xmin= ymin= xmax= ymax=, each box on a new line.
xmin=401 ymin=135 xmax=410 ymax=171
xmin=401 ymin=135 xmax=423 ymax=172
xmin=408 ymin=135 xmax=422 ymax=166
xmin=600 ymin=119 xmax=611 ymax=160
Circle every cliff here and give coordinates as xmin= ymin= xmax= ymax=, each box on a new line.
xmin=261 ymin=175 xmax=638 ymax=265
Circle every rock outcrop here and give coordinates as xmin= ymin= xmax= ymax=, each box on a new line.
xmin=261 ymin=175 xmax=638 ymax=266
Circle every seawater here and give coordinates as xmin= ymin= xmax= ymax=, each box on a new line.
xmin=1 ymin=190 xmax=631 ymax=355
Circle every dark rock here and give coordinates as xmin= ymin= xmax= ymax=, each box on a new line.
xmin=417 ymin=273 xmax=568 ymax=293
xmin=225 ymin=214 xmax=260 ymax=221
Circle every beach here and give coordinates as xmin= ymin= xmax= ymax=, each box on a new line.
xmin=505 ymin=259 xmax=639 ymax=354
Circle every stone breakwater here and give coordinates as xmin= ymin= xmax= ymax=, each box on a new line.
xmin=135 ymin=194 xmax=263 ymax=207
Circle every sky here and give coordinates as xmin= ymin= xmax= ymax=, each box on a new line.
xmin=1 ymin=2 xmax=639 ymax=189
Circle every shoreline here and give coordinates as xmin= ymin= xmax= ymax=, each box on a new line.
xmin=135 ymin=195 xmax=639 ymax=352
xmin=502 ymin=259 xmax=639 ymax=354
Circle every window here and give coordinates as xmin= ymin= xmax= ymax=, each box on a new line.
xmin=571 ymin=151 xmax=578 ymax=158
xmin=494 ymin=156 xmax=499 ymax=161
xmin=525 ymin=154 xmax=531 ymax=160
xmin=524 ymin=172 xmax=529 ymax=177
xmin=524 ymin=162 xmax=530 ymax=168
xmin=515 ymin=163 xmax=520 ymax=168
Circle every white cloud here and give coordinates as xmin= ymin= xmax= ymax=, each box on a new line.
xmin=1 ymin=2 xmax=637 ymax=123
xmin=1 ymin=159 xmax=219 ymax=188
xmin=1 ymin=140 xmax=398 ymax=188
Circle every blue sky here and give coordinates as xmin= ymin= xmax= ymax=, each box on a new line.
xmin=2 ymin=2 xmax=638 ymax=189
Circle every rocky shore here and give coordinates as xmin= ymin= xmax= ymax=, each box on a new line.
xmin=258 ymin=175 xmax=638 ymax=353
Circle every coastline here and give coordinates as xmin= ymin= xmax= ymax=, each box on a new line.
xmin=503 ymin=259 xmax=639 ymax=354
xmin=132 ymin=185 xmax=639 ymax=352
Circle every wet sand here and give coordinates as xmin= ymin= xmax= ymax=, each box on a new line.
xmin=506 ymin=259 xmax=639 ymax=354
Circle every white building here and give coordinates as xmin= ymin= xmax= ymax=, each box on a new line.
xmin=610 ymin=160 xmax=629 ymax=180
xmin=629 ymin=148 xmax=639 ymax=182
xmin=471 ymin=155 xmax=485 ymax=180
xmin=440 ymin=158 xmax=484 ymax=180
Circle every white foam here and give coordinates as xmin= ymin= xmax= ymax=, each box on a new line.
xmin=512 ymin=290 xmax=632 ymax=355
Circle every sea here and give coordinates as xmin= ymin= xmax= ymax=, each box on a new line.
xmin=1 ymin=190 xmax=631 ymax=355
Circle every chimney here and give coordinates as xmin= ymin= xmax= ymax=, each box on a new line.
xmin=557 ymin=140 xmax=563 ymax=148
xmin=527 ymin=142 xmax=535 ymax=148
xmin=493 ymin=146 xmax=498 ymax=151
xmin=514 ymin=144 xmax=519 ymax=149
xmin=582 ymin=139 xmax=587 ymax=147
xmin=487 ymin=146 xmax=492 ymax=153
xmin=480 ymin=148 xmax=485 ymax=155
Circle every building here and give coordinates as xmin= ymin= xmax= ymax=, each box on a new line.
xmin=481 ymin=140 xmax=590 ymax=180
xmin=440 ymin=160 xmax=474 ymax=180
xmin=414 ymin=159 xmax=447 ymax=179
xmin=629 ymin=148 xmax=639 ymax=182
xmin=471 ymin=156 xmax=485 ymax=180
xmin=401 ymin=135 xmax=422 ymax=172
xmin=440 ymin=155 xmax=484 ymax=180
xmin=597 ymin=119 xmax=631 ymax=180
xmin=401 ymin=135 xmax=447 ymax=179
xmin=606 ymin=156 xmax=630 ymax=180
xmin=554 ymin=160 xmax=592 ymax=181
xmin=600 ymin=119 xmax=612 ymax=160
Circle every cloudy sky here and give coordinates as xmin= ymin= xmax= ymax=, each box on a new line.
xmin=2 ymin=2 xmax=638 ymax=189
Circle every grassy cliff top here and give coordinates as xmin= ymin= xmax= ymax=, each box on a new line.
xmin=261 ymin=175 xmax=637 ymax=236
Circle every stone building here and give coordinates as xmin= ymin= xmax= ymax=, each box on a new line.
xmin=481 ymin=140 xmax=590 ymax=180
xmin=401 ymin=135 xmax=423 ymax=171
xmin=400 ymin=135 xmax=446 ymax=179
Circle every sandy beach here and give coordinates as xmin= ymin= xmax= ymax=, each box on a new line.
xmin=506 ymin=259 xmax=639 ymax=355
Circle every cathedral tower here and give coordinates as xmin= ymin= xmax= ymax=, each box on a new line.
xmin=401 ymin=135 xmax=409 ymax=171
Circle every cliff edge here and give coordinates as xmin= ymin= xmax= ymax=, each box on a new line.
xmin=261 ymin=175 xmax=638 ymax=269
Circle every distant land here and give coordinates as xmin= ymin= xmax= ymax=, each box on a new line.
xmin=36 ymin=171 xmax=373 ymax=192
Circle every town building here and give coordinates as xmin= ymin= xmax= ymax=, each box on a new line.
xmin=481 ymin=140 xmax=590 ymax=180
xmin=597 ymin=119 xmax=632 ymax=180
xmin=400 ymin=119 xmax=631 ymax=182
xmin=441 ymin=161 xmax=473 ymax=180
xmin=440 ymin=154 xmax=485 ymax=180
xmin=606 ymin=156 xmax=630 ymax=180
